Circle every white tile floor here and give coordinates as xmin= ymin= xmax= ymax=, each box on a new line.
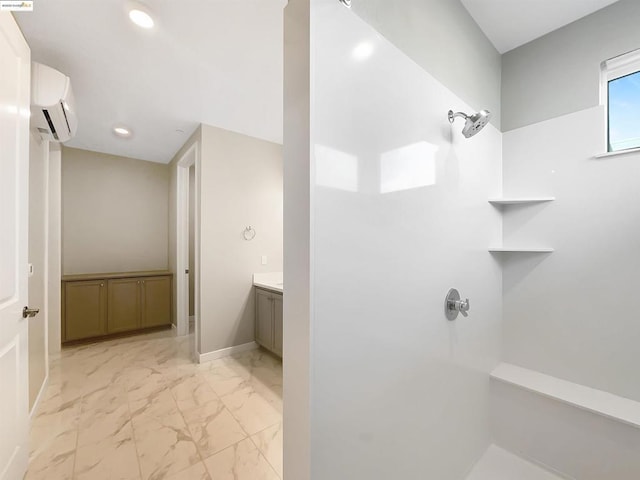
xmin=26 ymin=330 xmax=283 ymax=480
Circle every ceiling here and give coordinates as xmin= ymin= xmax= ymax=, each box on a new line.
xmin=16 ymin=0 xmax=285 ymax=164
xmin=17 ymin=1 xmax=623 ymax=163
xmin=460 ymin=0 xmax=621 ymax=53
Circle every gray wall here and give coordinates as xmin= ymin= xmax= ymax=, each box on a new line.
xmin=502 ymin=0 xmax=640 ymax=131
xmin=62 ymin=147 xmax=170 ymax=274
xmin=199 ymin=124 xmax=283 ymax=354
xmin=352 ymin=0 xmax=502 ymax=129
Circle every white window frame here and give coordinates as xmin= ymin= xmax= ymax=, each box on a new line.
xmin=600 ymin=48 xmax=640 ymax=153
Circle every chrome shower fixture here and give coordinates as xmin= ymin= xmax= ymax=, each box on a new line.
xmin=448 ymin=109 xmax=492 ymax=138
xmin=339 ymin=0 xmax=351 ymax=7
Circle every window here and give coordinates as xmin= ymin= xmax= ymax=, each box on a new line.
xmin=602 ymin=49 xmax=640 ymax=153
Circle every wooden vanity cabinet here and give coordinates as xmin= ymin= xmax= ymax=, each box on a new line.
xmin=63 ymin=279 xmax=107 ymax=341
xmin=141 ymin=276 xmax=172 ymax=328
xmin=107 ymin=278 xmax=141 ymax=334
xmin=255 ymin=287 xmax=283 ymax=357
xmin=62 ymin=271 xmax=172 ymax=344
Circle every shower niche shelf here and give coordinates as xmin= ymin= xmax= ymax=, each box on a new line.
xmin=488 ymin=197 xmax=555 ymax=205
xmin=488 ymin=247 xmax=554 ymax=253
xmin=489 ymin=196 xmax=555 ymax=253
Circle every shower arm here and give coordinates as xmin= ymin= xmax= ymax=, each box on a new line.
xmin=448 ymin=110 xmax=469 ymax=124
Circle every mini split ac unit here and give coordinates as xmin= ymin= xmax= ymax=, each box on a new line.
xmin=31 ymin=62 xmax=78 ymax=142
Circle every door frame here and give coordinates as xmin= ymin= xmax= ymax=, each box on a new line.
xmin=175 ymin=142 xmax=199 ymax=347
xmin=28 ymin=133 xmax=50 ymax=419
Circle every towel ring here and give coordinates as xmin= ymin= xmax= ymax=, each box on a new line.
xmin=243 ymin=226 xmax=256 ymax=241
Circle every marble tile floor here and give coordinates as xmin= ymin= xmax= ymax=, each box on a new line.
xmin=26 ymin=329 xmax=283 ymax=480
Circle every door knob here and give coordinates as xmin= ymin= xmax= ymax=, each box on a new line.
xmin=22 ymin=306 xmax=40 ymax=319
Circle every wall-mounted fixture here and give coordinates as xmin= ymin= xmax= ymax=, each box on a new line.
xmin=448 ymin=109 xmax=491 ymax=138
xmin=31 ymin=62 xmax=78 ymax=143
xmin=243 ymin=226 xmax=256 ymax=241
xmin=445 ymin=288 xmax=470 ymax=320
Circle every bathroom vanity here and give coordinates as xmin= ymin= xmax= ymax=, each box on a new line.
xmin=253 ymin=273 xmax=283 ymax=357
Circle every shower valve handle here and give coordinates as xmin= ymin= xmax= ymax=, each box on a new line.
xmin=445 ymin=289 xmax=470 ymax=321
xmin=456 ymin=298 xmax=470 ymax=317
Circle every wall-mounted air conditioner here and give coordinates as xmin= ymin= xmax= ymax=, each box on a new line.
xmin=31 ymin=62 xmax=78 ymax=142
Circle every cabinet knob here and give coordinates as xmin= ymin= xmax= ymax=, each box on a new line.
xmin=100 ymin=283 xmax=104 ymax=287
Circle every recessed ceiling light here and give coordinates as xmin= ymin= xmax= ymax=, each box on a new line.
xmin=129 ymin=8 xmax=154 ymax=29
xmin=113 ymin=126 xmax=132 ymax=138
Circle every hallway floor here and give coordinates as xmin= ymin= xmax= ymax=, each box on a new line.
xmin=26 ymin=330 xmax=283 ymax=480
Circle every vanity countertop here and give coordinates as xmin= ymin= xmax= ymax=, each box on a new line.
xmin=253 ymin=272 xmax=283 ymax=293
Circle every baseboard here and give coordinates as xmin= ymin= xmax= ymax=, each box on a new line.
xmin=198 ymin=341 xmax=258 ymax=364
xmin=30 ymin=374 xmax=49 ymax=420
xmin=171 ymin=323 xmax=177 ymax=330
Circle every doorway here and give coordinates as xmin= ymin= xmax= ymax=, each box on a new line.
xmin=175 ymin=143 xmax=199 ymax=355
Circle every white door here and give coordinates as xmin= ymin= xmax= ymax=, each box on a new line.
xmin=0 ymin=12 xmax=31 ymax=480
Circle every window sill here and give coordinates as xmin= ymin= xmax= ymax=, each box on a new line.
xmin=594 ymin=147 xmax=640 ymax=158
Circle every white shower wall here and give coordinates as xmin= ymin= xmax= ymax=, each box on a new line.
xmin=307 ymin=1 xmax=502 ymax=478
xmin=502 ymin=105 xmax=640 ymax=402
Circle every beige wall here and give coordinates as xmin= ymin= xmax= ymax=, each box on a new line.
xmin=199 ymin=124 xmax=283 ymax=354
xmin=28 ymin=132 xmax=48 ymax=411
xmin=62 ymin=148 xmax=170 ymax=274
xmin=168 ymin=125 xmax=283 ymax=355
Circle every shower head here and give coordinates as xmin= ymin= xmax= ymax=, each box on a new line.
xmin=448 ymin=109 xmax=492 ymax=138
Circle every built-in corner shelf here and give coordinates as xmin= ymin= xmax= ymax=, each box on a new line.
xmin=489 ymin=197 xmax=555 ymax=205
xmin=491 ymin=363 xmax=640 ymax=428
xmin=488 ymin=247 xmax=554 ymax=253
xmin=489 ymin=196 xmax=555 ymax=253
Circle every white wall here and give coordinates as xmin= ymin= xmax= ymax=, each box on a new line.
xmin=28 ymin=132 xmax=48 ymax=411
xmin=352 ymin=0 xmax=502 ymax=128
xmin=501 ymin=0 xmax=640 ymax=402
xmin=198 ymin=125 xmax=283 ymax=355
xmin=62 ymin=147 xmax=170 ymax=274
xmin=502 ymin=106 xmax=640 ymax=401
xmin=284 ymin=1 xmax=503 ymax=478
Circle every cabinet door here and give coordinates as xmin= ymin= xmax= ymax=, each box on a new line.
xmin=64 ymin=280 xmax=107 ymax=341
xmin=107 ymin=278 xmax=141 ymax=333
xmin=255 ymin=289 xmax=274 ymax=349
xmin=273 ymin=294 xmax=283 ymax=357
xmin=141 ymin=276 xmax=172 ymax=328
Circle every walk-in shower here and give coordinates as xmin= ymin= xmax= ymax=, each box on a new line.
xmin=448 ymin=109 xmax=492 ymax=138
